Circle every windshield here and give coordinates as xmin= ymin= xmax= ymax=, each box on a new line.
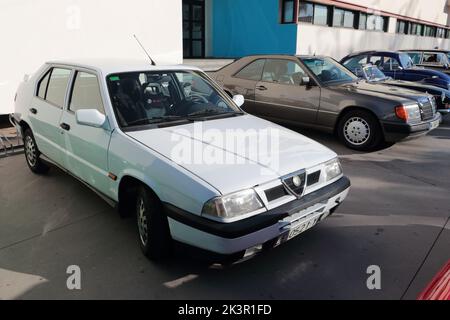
xmin=106 ymin=70 xmax=241 ymax=128
xmin=399 ymin=53 xmax=414 ymax=69
xmin=360 ymin=65 xmax=387 ymax=81
xmin=301 ymin=57 xmax=358 ymax=85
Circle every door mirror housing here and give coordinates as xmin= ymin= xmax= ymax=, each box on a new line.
xmin=301 ymin=76 xmax=311 ymax=86
xmin=75 ymin=109 xmax=106 ymax=128
xmin=232 ymin=94 xmax=245 ymax=108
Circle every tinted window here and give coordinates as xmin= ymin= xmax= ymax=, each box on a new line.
xmin=422 ymin=53 xmax=446 ymax=65
xmin=282 ymin=0 xmax=295 ymax=23
xmin=235 ymin=59 xmax=265 ymax=81
xmin=262 ymin=59 xmax=307 ymax=85
xmin=69 ymin=72 xmax=104 ymax=114
xmin=46 ymin=68 xmax=71 ymax=107
xmin=298 ymin=2 xmax=313 ymax=23
xmin=37 ymin=70 xmax=51 ymax=99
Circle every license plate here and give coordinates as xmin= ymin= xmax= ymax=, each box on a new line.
xmin=430 ymin=119 xmax=440 ymax=130
xmin=285 ymin=214 xmax=323 ymax=242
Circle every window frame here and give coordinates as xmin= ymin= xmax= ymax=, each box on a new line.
xmin=35 ymin=66 xmax=73 ymax=109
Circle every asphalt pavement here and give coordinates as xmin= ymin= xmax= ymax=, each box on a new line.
xmin=0 ymin=116 xmax=449 ymax=300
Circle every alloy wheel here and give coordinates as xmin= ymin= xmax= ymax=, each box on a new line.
xmin=25 ymin=135 xmax=37 ymax=167
xmin=137 ymin=197 xmax=149 ymax=246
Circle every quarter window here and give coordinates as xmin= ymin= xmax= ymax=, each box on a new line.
xmin=69 ymin=71 xmax=104 ymax=114
xmin=235 ymin=59 xmax=265 ymax=81
xmin=46 ymin=68 xmax=71 ymax=108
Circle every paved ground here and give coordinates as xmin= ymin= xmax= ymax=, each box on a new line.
xmin=0 ymin=116 xmax=449 ymax=300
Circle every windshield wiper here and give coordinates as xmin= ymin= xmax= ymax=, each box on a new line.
xmin=126 ymin=115 xmax=185 ymax=127
xmin=187 ymin=109 xmax=244 ymax=119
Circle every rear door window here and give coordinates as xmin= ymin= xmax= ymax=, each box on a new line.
xmin=46 ymin=68 xmax=72 ymax=108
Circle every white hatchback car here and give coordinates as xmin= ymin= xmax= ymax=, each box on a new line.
xmin=13 ymin=59 xmax=350 ymax=261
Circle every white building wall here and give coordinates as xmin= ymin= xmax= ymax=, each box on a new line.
xmin=296 ymin=0 xmax=450 ymax=60
xmin=0 ymin=0 xmax=182 ymax=115
xmin=297 ymin=23 xmax=450 ymax=60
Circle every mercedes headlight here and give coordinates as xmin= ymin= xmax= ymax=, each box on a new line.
xmin=324 ymin=158 xmax=343 ymax=182
xmin=202 ymin=189 xmax=264 ymax=221
xmin=395 ymin=104 xmax=421 ymax=121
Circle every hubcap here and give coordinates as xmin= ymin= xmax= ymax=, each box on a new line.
xmin=25 ymin=135 xmax=37 ymax=167
xmin=137 ymin=198 xmax=148 ymax=246
xmin=343 ymin=117 xmax=370 ymax=145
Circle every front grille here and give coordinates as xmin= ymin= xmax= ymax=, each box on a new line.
xmin=282 ymin=171 xmax=306 ymax=197
xmin=307 ymin=170 xmax=321 ymax=186
xmin=265 ymin=185 xmax=288 ymax=202
xmin=420 ymin=98 xmax=435 ymax=121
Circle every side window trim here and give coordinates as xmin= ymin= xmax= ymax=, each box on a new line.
xmin=36 ymin=67 xmax=53 ymax=100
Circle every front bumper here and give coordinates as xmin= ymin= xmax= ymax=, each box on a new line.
xmin=164 ymin=176 xmax=350 ymax=255
xmin=382 ymin=113 xmax=442 ymax=143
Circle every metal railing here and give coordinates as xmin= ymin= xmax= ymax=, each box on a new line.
xmin=0 ymin=114 xmax=23 ymax=158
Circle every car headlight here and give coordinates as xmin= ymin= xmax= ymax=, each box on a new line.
xmin=202 ymin=189 xmax=264 ymax=221
xmin=324 ymin=158 xmax=343 ymax=182
xmin=395 ymin=104 xmax=421 ymax=121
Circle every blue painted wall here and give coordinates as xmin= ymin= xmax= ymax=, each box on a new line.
xmin=211 ymin=0 xmax=297 ymax=58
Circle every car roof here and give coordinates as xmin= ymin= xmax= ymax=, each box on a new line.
xmin=400 ymin=49 xmax=450 ymax=53
xmin=45 ymin=58 xmax=202 ymax=75
xmin=343 ymin=50 xmax=403 ymax=58
xmin=235 ymin=54 xmax=328 ymax=60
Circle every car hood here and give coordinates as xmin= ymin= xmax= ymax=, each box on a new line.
xmin=332 ymin=81 xmax=428 ymax=102
xmin=382 ymin=79 xmax=450 ymax=96
xmin=126 ymin=115 xmax=336 ymax=195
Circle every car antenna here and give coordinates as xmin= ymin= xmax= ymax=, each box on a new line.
xmin=133 ymin=34 xmax=156 ymax=66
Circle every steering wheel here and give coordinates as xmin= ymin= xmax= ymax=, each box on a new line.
xmin=189 ymin=93 xmax=209 ymax=104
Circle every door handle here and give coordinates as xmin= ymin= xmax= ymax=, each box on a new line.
xmin=256 ymin=85 xmax=267 ymax=91
xmin=29 ymin=108 xmax=37 ymax=114
xmin=60 ymin=123 xmax=70 ymax=131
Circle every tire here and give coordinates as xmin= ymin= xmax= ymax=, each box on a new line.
xmin=136 ymin=185 xmax=172 ymax=260
xmin=23 ymin=128 xmax=50 ymax=174
xmin=337 ymin=110 xmax=383 ymax=151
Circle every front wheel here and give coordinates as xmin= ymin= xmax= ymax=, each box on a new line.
xmin=23 ymin=128 xmax=50 ymax=174
xmin=136 ymin=186 xmax=172 ymax=260
xmin=337 ymin=110 xmax=383 ymax=151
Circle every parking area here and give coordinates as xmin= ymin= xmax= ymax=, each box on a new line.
xmin=0 ymin=116 xmax=449 ymax=300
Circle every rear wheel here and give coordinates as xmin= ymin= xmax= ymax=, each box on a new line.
xmin=23 ymin=129 xmax=50 ymax=174
xmin=337 ymin=110 xmax=382 ymax=151
xmin=136 ymin=185 xmax=172 ymax=260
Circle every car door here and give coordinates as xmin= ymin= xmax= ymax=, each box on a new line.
xmin=59 ymin=69 xmax=112 ymax=196
xmin=254 ymin=58 xmax=321 ymax=125
xmin=222 ymin=58 xmax=265 ymax=114
xmin=384 ymin=56 xmax=407 ymax=80
xmin=29 ymin=67 xmax=72 ymax=166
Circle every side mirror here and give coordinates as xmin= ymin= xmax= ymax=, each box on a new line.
xmin=75 ymin=109 xmax=106 ymax=128
xmin=301 ymin=76 xmax=311 ymax=86
xmin=232 ymin=94 xmax=245 ymax=108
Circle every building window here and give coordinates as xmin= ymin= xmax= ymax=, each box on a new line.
xmin=282 ymin=0 xmax=295 ymax=23
xmin=424 ymin=25 xmax=436 ymax=37
xmin=367 ymin=14 xmax=386 ymax=31
xmin=313 ymin=4 xmax=329 ymax=26
xmin=396 ymin=20 xmax=408 ymax=34
xmin=436 ymin=28 xmax=445 ymax=38
xmin=298 ymin=1 xmax=313 ymax=23
xmin=409 ymin=23 xmax=423 ymax=36
xmin=358 ymin=13 xmax=367 ymax=30
xmin=333 ymin=8 xmax=355 ymax=28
